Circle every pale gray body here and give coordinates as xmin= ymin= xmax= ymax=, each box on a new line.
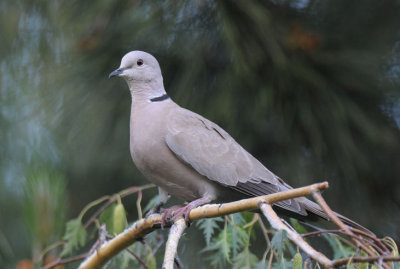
xmin=130 ymin=99 xmax=221 ymax=202
xmin=109 ymin=50 xmax=369 ymax=232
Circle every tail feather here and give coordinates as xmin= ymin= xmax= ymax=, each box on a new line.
xmin=298 ymin=197 xmax=374 ymax=235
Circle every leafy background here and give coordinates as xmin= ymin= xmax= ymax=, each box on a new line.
xmin=1 ymin=0 xmax=399 ymax=268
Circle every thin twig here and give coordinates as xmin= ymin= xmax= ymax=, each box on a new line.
xmin=332 ymin=255 xmax=400 ymax=267
xmin=351 ymin=228 xmax=390 ymax=253
xmin=137 ymin=190 xmax=143 ymax=219
xmin=151 ymin=234 xmax=165 ymax=257
xmin=256 ymin=214 xmax=271 ymax=246
xmin=312 ymin=191 xmax=391 ymax=269
xmin=259 ymin=202 xmax=333 ymax=268
xmin=162 ymin=218 xmax=187 ymax=269
xmin=43 ymin=252 xmax=89 ymax=269
xmin=302 ymin=229 xmax=387 ymax=255
xmin=125 ymin=248 xmax=148 ymax=269
xmin=267 ymin=248 xmax=274 ymax=269
xmin=84 ymin=184 xmax=155 ymax=229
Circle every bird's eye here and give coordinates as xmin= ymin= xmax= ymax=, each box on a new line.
xmin=137 ymin=59 xmax=144 ymax=66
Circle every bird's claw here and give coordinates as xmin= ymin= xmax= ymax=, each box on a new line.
xmin=145 ymin=201 xmax=165 ymax=217
xmin=160 ymin=205 xmax=185 ymax=228
xmin=171 ymin=205 xmax=194 ymax=224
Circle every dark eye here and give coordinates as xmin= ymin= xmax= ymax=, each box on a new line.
xmin=137 ymin=59 xmax=143 ymax=66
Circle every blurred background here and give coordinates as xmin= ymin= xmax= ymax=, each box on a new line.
xmin=1 ymin=0 xmax=399 ymax=268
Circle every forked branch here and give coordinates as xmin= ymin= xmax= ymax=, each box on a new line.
xmin=71 ymin=181 xmax=398 ymax=269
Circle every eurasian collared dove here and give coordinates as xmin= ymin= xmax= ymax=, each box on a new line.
xmin=109 ymin=50 xmax=368 ymax=231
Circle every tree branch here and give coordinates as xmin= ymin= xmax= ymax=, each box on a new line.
xmin=332 ymin=255 xmax=400 ymax=267
xmin=259 ymin=202 xmax=333 ymax=268
xmin=78 ymin=182 xmax=328 ymax=268
xmin=188 ymin=182 xmax=328 ymax=221
xmin=312 ymin=191 xmax=392 ymax=269
xmin=162 ymin=218 xmax=187 ymax=269
xmin=79 ymin=214 xmax=164 ymax=269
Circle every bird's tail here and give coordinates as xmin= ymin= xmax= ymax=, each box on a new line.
xmin=299 ymin=197 xmax=374 ymax=235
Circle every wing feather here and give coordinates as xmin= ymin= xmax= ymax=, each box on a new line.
xmin=165 ymin=107 xmax=307 ymax=215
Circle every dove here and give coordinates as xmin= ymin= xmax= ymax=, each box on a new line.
xmin=109 ymin=50 xmax=369 ymax=232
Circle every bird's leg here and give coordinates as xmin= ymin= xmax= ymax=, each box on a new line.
xmin=145 ymin=200 xmax=166 ymax=217
xmin=145 ymin=187 xmax=170 ymax=217
xmin=172 ymin=197 xmax=212 ymax=223
xmin=160 ymin=205 xmax=185 ymax=227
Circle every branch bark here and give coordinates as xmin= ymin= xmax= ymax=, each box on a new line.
xmin=259 ymin=203 xmax=333 ymax=268
xmin=162 ymin=218 xmax=187 ymax=269
xmin=79 ymin=214 xmax=164 ymax=269
xmin=78 ymin=182 xmax=328 ymax=268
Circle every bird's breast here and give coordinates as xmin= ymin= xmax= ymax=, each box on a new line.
xmin=128 ymin=102 xmax=220 ymax=202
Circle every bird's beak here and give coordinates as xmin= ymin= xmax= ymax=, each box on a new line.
xmin=109 ymin=68 xmax=125 ymax=78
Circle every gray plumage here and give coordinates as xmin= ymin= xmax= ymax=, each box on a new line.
xmin=109 ymin=50 xmax=369 ymax=232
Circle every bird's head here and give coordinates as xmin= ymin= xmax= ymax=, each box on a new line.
xmin=109 ymin=51 xmax=165 ymax=97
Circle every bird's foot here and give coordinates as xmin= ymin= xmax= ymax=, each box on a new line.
xmin=170 ymin=203 xmax=198 ymax=224
xmin=160 ymin=197 xmax=211 ymax=227
xmin=145 ymin=201 xmax=165 ymax=217
xmin=160 ymin=205 xmax=185 ymax=228
xmin=172 ymin=197 xmax=212 ymax=224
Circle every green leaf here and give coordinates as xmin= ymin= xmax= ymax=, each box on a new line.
xmin=145 ymin=251 xmax=157 ymax=269
xmin=292 ymin=251 xmax=303 ymax=269
xmin=143 ymin=195 xmax=160 ymax=213
xmin=271 ymin=230 xmax=288 ymax=256
xmin=61 ymin=218 xmax=87 ymax=256
xmin=230 ymin=224 xmax=249 ymax=256
xmin=272 ymin=256 xmax=291 ymax=269
xmin=99 ymin=203 xmax=116 ymax=234
xmin=241 ymin=212 xmax=256 ymax=223
xmin=289 ymin=219 xmax=308 ymax=234
xmin=203 ymin=225 xmax=232 ymax=266
xmin=255 ymin=260 xmax=267 ymax=269
xmin=113 ymin=201 xmax=127 ymax=235
xmin=232 ymin=247 xmax=258 ymax=269
xmin=358 ymin=262 xmax=369 ymax=269
xmin=323 ymin=234 xmax=354 ymax=259
xmin=231 ymin=213 xmax=246 ymax=225
xmin=196 ymin=217 xmax=223 ymax=245
xmin=217 ymin=225 xmax=231 ymax=262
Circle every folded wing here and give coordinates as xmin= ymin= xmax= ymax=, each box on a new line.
xmin=165 ymin=107 xmax=307 ymax=216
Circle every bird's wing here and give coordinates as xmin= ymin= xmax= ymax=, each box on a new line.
xmin=165 ymin=107 xmax=307 ymax=215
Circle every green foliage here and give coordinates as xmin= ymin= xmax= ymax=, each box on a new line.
xmin=271 ymin=230 xmax=288 ymax=257
xmin=229 ymin=214 xmax=250 ymax=256
xmin=292 ymin=251 xmax=303 ymax=269
xmin=203 ymin=223 xmax=232 ymax=267
xmin=42 ymin=187 xmax=400 ymax=268
xmin=23 ymin=167 xmax=67 ymax=259
xmin=290 ymin=219 xmax=308 ymax=234
xmin=61 ymin=218 xmax=87 ymax=257
xmin=232 ymin=247 xmax=258 ymax=269
xmin=323 ymin=234 xmax=354 ymax=259
xmin=201 ymin=213 xmax=256 ymax=267
xmin=127 ymin=232 xmax=159 ymax=269
xmin=196 ymin=217 xmax=223 ymax=246
xmin=98 ymin=203 xmax=116 ymax=235
xmin=271 ymin=256 xmax=292 ymax=269
xmin=143 ymin=195 xmax=161 ymax=213
xmin=113 ymin=200 xmax=127 ymax=235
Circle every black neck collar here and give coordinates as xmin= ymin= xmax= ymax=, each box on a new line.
xmin=150 ymin=94 xmax=169 ymax=102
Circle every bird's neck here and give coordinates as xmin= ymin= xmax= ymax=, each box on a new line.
xmin=128 ymin=79 xmax=167 ymax=103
